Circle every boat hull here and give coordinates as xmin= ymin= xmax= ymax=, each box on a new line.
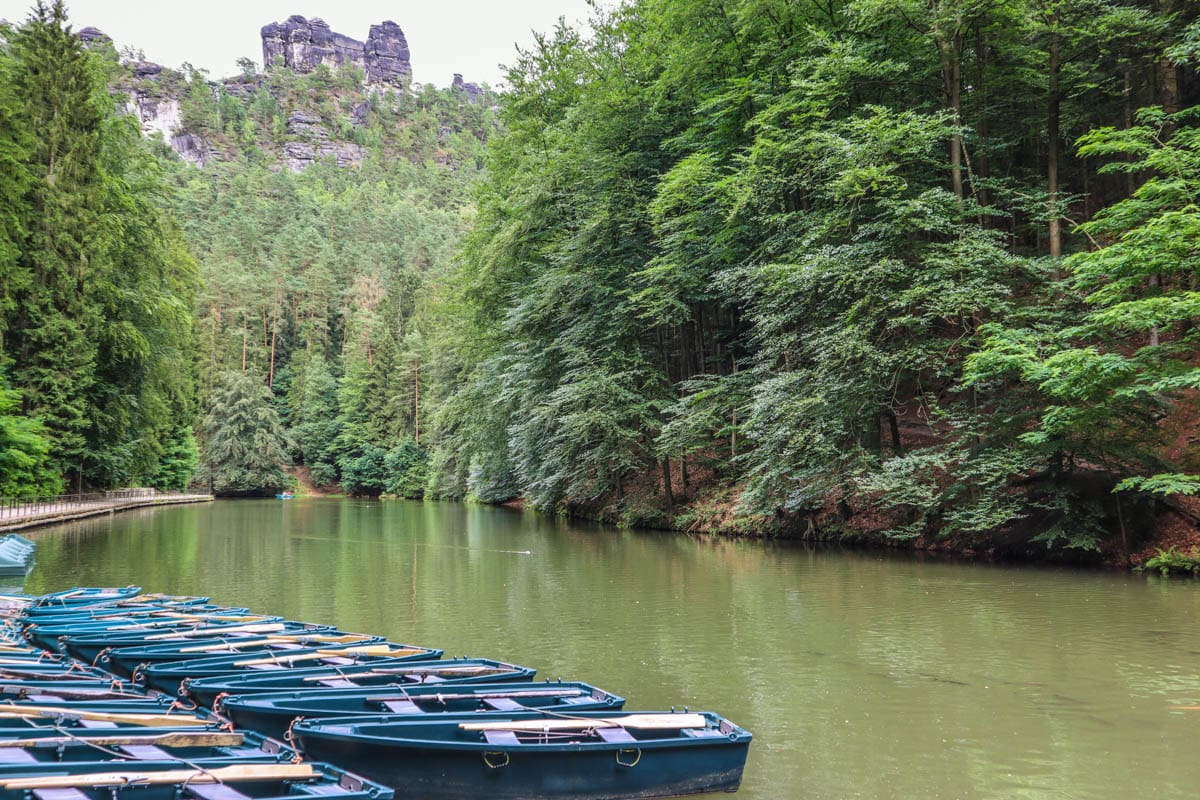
xmin=223 ymin=682 xmax=624 ymax=740
xmin=296 ymin=718 xmax=749 ymax=800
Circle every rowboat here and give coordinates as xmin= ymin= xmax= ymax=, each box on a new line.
xmin=20 ymin=595 xmax=211 ymax=620
xmin=292 ymin=710 xmax=751 ymax=799
xmin=0 ymin=727 xmax=294 ymax=767
xmin=26 ymin=614 xmax=279 ymax=653
xmin=184 ymin=659 xmax=536 ymax=708
xmin=0 ymin=760 xmax=392 ymax=800
xmin=221 ymin=681 xmax=625 ymax=739
xmin=19 ymin=604 xmax=245 ymax=629
xmin=138 ymin=643 xmax=444 ymax=695
xmin=28 ymin=587 xmax=144 ymax=608
xmin=0 ymin=680 xmax=153 ymax=701
xmin=0 ymin=700 xmax=215 ymax=728
xmin=101 ymin=632 xmax=388 ymax=674
xmin=58 ymin=622 xmax=335 ymax=665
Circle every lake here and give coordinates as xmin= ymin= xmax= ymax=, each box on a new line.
xmin=17 ymin=498 xmax=1200 ymax=799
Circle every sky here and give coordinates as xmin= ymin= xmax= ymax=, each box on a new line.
xmin=0 ymin=0 xmax=597 ymax=87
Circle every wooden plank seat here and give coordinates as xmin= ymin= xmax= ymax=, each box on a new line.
xmin=0 ymin=748 xmax=36 ymax=764
xmin=379 ymin=700 xmax=420 ymax=713
xmin=116 ymin=744 xmax=172 ymax=759
xmin=184 ymin=784 xmax=253 ymax=800
xmin=481 ymin=698 xmax=523 ymax=711
xmin=317 ymin=657 xmax=355 ymax=666
xmin=316 ymin=679 xmax=356 ymax=688
xmin=77 ymin=720 xmax=118 ymax=729
xmin=594 ymin=727 xmax=635 ymax=744
xmin=32 ymin=789 xmax=89 ymax=800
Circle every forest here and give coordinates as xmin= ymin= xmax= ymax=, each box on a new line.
xmin=2 ymin=0 xmax=1199 ymax=560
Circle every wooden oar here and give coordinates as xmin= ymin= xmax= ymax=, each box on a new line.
xmin=1168 ymin=705 xmax=1200 ymax=710
xmin=374 ymin=689 xmax=584 ymax=702
xmin=0 ymin=703 xmax=210 ymax=728
xmin=1 ymin=687 xmax=146 ymax=701
xmin=0 ymin=763 xmax=315 ymax=790
xmin=460 ymin=713 xmax=707 ymax=732
xmin=300 ymin=665 xmax=497 ymax=682
xmin=0 ymin=731 xmax=245 ymax=749
xmin=232 ymin=645 xmax=416 ymax=667
xmin=174 ymin=635 xmax=373 ymax=654
xmin=144 ymin=623 xmax=285 ymax=641
xmin=107 ymin=615 xmax=271 ymax=632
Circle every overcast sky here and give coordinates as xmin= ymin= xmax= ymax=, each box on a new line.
xmin=0 ymin=0 xmax=597 ymax=87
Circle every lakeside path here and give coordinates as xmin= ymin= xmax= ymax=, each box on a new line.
xmin=0 ymin=494 xmax=213 ymax=533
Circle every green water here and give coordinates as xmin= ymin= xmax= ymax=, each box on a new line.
xmin=15 ymin=499 xmax=1200 ymax=799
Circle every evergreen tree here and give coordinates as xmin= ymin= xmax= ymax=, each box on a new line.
xmin=200 ymin=371 xmax=290 ymax=496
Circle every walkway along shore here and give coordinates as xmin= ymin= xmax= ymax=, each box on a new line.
xmin=0 ymin=491 xmax=213 ymax=533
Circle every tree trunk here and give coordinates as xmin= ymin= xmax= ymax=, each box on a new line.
xmin=973 ymin=21 xmax=991 ymax=210
xmin=413 ymin=358 xmax=421 ymax=445
xmin=661 ymin=458 xmax=674 ymax=508
xmin=1048 ymin=24 xmax=1062 ymax=259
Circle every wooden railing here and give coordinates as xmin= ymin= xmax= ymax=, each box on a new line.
xmin=0 ymin=490 xmax=211 ymax=522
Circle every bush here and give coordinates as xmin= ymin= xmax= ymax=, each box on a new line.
xmin=1143 ymin=547 xmax=1200 ymax=577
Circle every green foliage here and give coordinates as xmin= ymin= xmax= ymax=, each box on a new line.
xmin=200 ymin=371 xmax=290 ymax=495
xmin=424 ymin=0 xmax=1200 ymax=554
xmin=1142 ymin=547 xmax=1200 ymax=577
xmin=0 ymin=374 xmax=61 ymax=497
xmin=148 ymin=425 xmax=199 ymax=491
xmin=0 ymin=1 xmax=198 ymax=490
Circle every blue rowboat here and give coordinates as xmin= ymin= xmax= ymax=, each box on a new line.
xmin=25 ymin=613 xmax=273 ymax=652
xmin=0 ymin=700 xmax=214 ymax=728
xmin=139 ymin=643 xmax=444 ymax=695
xmin=20 ymin=604 xmax=242 ymax=628
xmin=20 ymin=595 xmax=211 ymax=620
xmin=221 ymin=681 xmax=625 ymax=740
xmin=58 ymin=622 xmax=332 ymax=665
xmin=26 ymin=616 xmax=276 ymax=656
xmin=29 ymin=587 xmax=143 ymax=608
xmin=293 ymin=710 xmax=752 ymax=800
xmin=103 ymin=632 xmax=389 ymax=675
xmin=0 ymin=760 xmax=392 ymax=800
xmin=0 ymin=680 xmax=151 ymax=701
xmin=184 ymin=659 xmax=536 ymax=708
xmin=0 ymin=727 xmax=295 ymax=766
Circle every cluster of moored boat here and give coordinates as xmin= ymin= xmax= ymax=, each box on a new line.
xmin=0 ymin=586 xmax=751 ymax=799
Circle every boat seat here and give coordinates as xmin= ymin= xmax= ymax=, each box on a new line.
xmin=318 ymin=657 xmax=355 ymax=666
xmin=482 ymin=698 xmax=523 ymax=711
xmin=33 ymin=789 xmax=90 ymax=800
xmin=380 ymin=700 xmax=421 ymax=713
xmin=418 ymin=675 xmax=445 ymax=683
xmin=28 ymin=694 xmax=62 ymax=702
xmin=77 ymin=719 xmax=118 ymax=728
xmin=317 ymin=679 xmax=357 ymax=688
xmin=247 ymin=663 xmax=286 ymax=671
xmin=297 ymin=786 xmax=346 ymax=796
xmin=118 ymin=744 xmax=172 ymax=759
xmin=482 ymin=730 xmax=520 ymax=746
xmin=681 ymin=728 xmax=724 ymax=738
xmin=595 ymin=727 xmax=636 ymax=744
xmin=185 ymin=785 xmax=253 ymax=800
xmin=0 ymin=747 xmax=37 ymax=764
xmin=562 ymin=696 xmax=593 ymax=705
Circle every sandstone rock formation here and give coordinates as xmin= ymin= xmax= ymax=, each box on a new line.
xmin=261 ymin=15 xmax=411 ymax=85
xmin=450 ymin=74 xmax=481 ymax=103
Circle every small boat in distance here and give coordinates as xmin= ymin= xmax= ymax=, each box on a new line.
xmin=275 ymin=492 xmax=295 ymax=500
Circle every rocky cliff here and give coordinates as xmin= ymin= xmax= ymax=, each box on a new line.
xmin=260 ymin=16 xmax=411 ymax=85
xmin=79 ymin=17 xmax=488 ymax=172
